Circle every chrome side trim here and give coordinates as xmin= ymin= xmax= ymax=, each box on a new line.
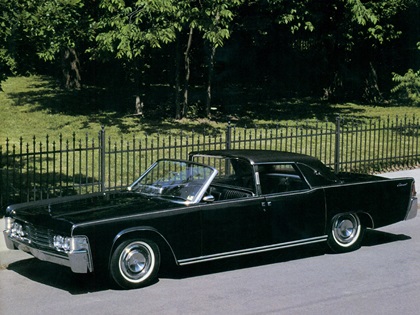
xmin=177 ymin=236 xmax=327 ymax=266
xmin=405 ymin=197 xmax=418 ymax=220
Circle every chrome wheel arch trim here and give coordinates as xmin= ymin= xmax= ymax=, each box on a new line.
xmin=110 ymin=226 xmax=176 ymax=266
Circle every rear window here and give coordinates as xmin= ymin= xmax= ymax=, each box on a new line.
xmin=296 ymin=163 xmax=338 ymax=187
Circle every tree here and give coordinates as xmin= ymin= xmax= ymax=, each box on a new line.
xmin=0 ymin=0 xmax=40 ymax=88
xmin=173 ymin=0 xmax=243 ymax=119
xmin=1 ymin=0 xmax=89 ymax=89
xmin=0 ymin=0 xmax=15 ymax=89
xmin=198 ymin=0 xmax=244 ymax=118
xmin=92 ymin=0 xmax=179 ymax=114
xmin=1 ymin=0 xmax=417 ymax=114
xmin=93 ymin=0 xmax=242 ymax=119
xmin=282 ymin=0 xmax=417 ymax=101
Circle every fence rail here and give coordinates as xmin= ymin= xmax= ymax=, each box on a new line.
xmin=1 ymin=115 xmax=419 ymax=212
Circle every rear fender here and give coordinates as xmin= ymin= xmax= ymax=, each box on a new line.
xmin=357 ymin=212 xmax=374 ymax=229
xmin=326 ymin=211 xmax=374 ymax=232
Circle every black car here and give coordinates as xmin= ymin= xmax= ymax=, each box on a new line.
xmin=3 ymin=150 xmax=418 ymax=289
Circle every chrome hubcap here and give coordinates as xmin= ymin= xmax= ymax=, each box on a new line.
xmin=119 ymin=241 xmax=154 ymax=283
xmin=125 ymin=251 xmax=146 ymax=273
xmin=337 ymin=219 xmax=354 ymax=239
xmin=332 ymin=214 xmax=360 ymax=246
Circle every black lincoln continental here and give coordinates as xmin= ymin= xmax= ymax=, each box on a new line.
xmin=3 ymin=150 xmax=418 ymax=289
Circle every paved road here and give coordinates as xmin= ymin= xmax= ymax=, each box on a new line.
xmin=1 ymin=169 xmax=419 ymax=315
xmin=1 ymin=218 xmax=419 ymax=315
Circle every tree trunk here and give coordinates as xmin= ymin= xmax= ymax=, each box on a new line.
xmin=61 ymin=47 xmax=81 ymax=89
xmin=175 ymin=34 xmax=182 ymax=119
xmin=182 ymin=27 xmax=193 ymax=118
xmin=134 ymin=57 xmax=152 ymax=116
xmin=362 ymin=62 xmax=383 ymax=102
xmin=206 ymin=45 xmax=216 ymax=118
xmin=135 ymin=95 xmax=143 ymax=115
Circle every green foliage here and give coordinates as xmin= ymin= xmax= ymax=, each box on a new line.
xmin=0 ymin=0 xmax=90 ymax=89
xmin=272 ymin=0 xmax=412 ymax=48
xmin=91 ymin=0 xmax=244 ymax=60
xmin=0 ymin=0 xmax=18 ymax=82
xmin=13 ymin=0 xmax=87 ymax=60
xmin=0 ymin=0 xmax=418 ymax=109
xmin=391 ymin=69 xmax=420 ymax=106
xmin=194 ymin=0 xmax=244 ymax=48
xmin=93 ymin=0 xmax=179 ymax=60
xmin=26 ymin=0 xmax=87 ymax=61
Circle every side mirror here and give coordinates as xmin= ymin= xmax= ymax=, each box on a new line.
xmin=202 ymin=195 xmax=215 ymax=203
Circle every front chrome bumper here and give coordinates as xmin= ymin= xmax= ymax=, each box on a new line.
xmin=405 ymin=197 xmax=418 ymax=220
xmin=3 ymin=230 xmax=93 ymax=273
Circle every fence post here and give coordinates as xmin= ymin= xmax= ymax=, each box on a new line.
xmin=0 ymin=144 xmax=3 ymax=210
xmin=225 ymin=121 xmax=232 ymax=150
xmin=334 ymin=116 xmax=341 ymax=174
xmin=99 ymin=127 xmax=106 ymax=192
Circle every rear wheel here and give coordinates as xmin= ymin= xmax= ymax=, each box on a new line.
xmin=110 ymin=239 xmax=160 ymax=289
xmin=327 ymin=213 xmax=365 ymax=253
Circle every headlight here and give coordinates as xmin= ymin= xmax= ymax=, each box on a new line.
xmin=9 ymin=222 xmax=28 ymax=239
xmin=53 ymin=235 xmax=72 ymax=253
xmin=53 ymin=235 xmax=89 ymax=253
xmin=11 ymin=223 xmax=21 ymax=235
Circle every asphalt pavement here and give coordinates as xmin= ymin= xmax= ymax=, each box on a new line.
xmin=1 ymin=168 xmax=419 ymax=268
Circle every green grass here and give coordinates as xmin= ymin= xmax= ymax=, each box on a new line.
xmin=1 ymin=75 xmax=420 ymax=145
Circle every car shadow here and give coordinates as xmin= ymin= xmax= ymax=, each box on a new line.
xmin=7 ymin=258 xmax=110 ymax=294
xmin=7 ymin=229 xmax=411 ymax=293
xmin=362 ymin=228 xmax=411 ymax=247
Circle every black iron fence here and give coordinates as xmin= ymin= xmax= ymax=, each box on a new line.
xmin=1 ymin=115 xmax=419 ymax=212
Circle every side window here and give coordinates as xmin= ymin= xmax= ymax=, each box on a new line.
xmin=258 ymin=163 xmax=309 ymax=195
xmin=229 ymin=159 xmax=255 ymax=190
xmin=191 ymin=155 xmax=255 ymax=193
xmin=297 ymin=163 xmax=336 ymax=187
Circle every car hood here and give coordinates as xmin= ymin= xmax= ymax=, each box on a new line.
xmin=6 ymin=191 xmax=184 ymax=230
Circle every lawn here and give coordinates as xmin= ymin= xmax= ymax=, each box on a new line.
xmin=1 ymin=75 xmax=420 ymax=145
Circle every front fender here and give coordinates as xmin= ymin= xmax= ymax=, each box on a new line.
xmin=108 ymin=226 xmax=178 ymax=268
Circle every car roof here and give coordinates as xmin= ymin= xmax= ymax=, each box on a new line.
xmin=189 ymin=149 xmax=320 ymax=165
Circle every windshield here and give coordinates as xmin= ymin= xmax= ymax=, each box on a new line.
xmin=128 ymin=160 xmax=217 ymax=204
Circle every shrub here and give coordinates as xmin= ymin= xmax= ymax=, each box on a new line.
xmin=391 ymin=69 xmax=420 ymax=106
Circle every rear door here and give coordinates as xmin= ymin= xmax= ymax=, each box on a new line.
xmin=258 ymin=163 xmax=326 ymax=244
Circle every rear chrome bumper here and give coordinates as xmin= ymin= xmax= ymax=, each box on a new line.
xmin=3 ymin=230 xmax=93 ymax=273
xmin=405 ymin=197 xmax=418 ymax=220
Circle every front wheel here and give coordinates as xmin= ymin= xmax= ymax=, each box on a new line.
xmin=110 ymin=239 xmax=160 ymax=289
xmin=327 ymin=213 xmax=365 ymax=253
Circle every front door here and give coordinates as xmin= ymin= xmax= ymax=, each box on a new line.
xmin=201 ymin=195 xmax=269 ymax=256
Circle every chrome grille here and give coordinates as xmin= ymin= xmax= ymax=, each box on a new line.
xmin=26 ymin=224 xmax=53 ymax=248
